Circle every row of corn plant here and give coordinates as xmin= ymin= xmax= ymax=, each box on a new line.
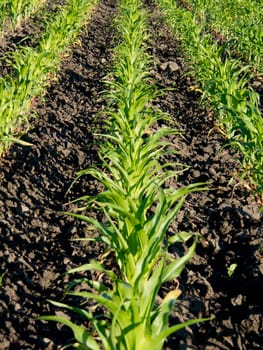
xmin=185 ymin=0 xmax=263 ymax=75
xmin=156 ymin=0 xmax=263 ymax=198
xmin=0 ymin=0 xmax=46 ymax=35
xmin=38 ymin=0 xmax=211 ymax=348
xmin=0 ymin=0 xmax=97 ymax=155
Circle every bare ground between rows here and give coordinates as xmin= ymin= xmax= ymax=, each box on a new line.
xmin=0 ymin=0 xmax=262 ymax=349
xmin=0 ymin=0 xmax=118 ymax=348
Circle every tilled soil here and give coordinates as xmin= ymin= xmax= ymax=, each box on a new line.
xmin=0 ymin=0 xmax=262 ymax=349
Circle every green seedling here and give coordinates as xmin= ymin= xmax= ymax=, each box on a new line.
xmin=188 ymin=0 xmax=263 ymax=74
xmin=227 ymin=263 xmax=238 ymax=278
xmin=0 ymin=271 xmax=6 ymax=287
xmin=0 ymin=0 xmax=46 ymax=33
xmin=39 ymin=0 xmax=212 ymax=348
xmin=0 ymin=0 xmax=96 ymax=154
xmin=157 ymin=0 xmax=263 ymax=196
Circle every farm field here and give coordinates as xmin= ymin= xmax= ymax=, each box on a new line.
xmin=0 ymin=0 xmax=262 ymax=349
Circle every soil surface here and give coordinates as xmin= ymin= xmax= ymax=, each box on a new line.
xmin=0 ymin=0 xmax=262 ymax=349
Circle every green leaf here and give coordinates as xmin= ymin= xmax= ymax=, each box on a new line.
xmin=161 ymin=238 xmax=197 ymax=283
xmin=37 ymin=315 xmax=100 ymax=350
xmin=167 ymin=231 xmax=195 ymax=245
xmin=67 ymin=260 xmax=117 ymax=281
xmin=0 ymin=135 xmax=34 ymax=146
xmin=153 ymin=316 xmax=215 ymax=348
xmin=152 ymin=292 xmax=176 ymax=335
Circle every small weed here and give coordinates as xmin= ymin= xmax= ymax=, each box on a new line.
xmin=227 ymin=263 xmax=237 ymax=278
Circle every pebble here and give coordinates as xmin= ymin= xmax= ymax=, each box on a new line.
xmin=160 ymin=61 xmax=180 ymax=72
xmin=231 ymin=294 xmax=243 ymax=306
xmin=252 ymin=80 xmax=263 ymax=91
xmin=208 ymin=167 xmax=217 ymax=177
xmin=241 ymin=204 xmax=262 ymax=222
xmin=14 ymin=303 xmax=22 ymax=312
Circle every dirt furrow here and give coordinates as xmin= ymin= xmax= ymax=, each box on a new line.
xmin=0 ymin=0 xmax=117 ymax=348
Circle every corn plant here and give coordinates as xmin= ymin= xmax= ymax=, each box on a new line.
xmin=8 ymin=0 xmax=32 ymax=28
xmin=157 ymin=0 xmax=263 ymax=197
xmin=0 ymin=0 xmax=97 ymax=154
xmin=0 ymin=0 xmax=8 ymax=35
xmin=0 ymin=0 xmax=46 ymax=34
xmin=39 ymin=0 xmax=211 ymax=348
xmin=187 ymin=0 xmax=263 ymax=74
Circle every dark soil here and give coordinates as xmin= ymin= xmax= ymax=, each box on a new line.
xmin=0 ymin=0 xmax=262 ymax=349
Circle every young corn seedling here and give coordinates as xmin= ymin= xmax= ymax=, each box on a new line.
xmin=39 ymin=0 xmax=211 ymax=348
xmin=0 ymin=0 xmax=46 ymax=33
xmin=0 ymin=0 xmax=97 ymax=154
xmin=0 ymin=0 xmax=8 ymax=35
xmin=188 ymin=0 xmax=263 ymax=74
xmin=8 ymin=0 xmax=31 ymax=28
xmin=157 ymin=0 xmax=263 ymax=197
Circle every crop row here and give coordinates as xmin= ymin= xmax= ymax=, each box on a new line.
xmin=0 ymin=0 xmax=46 ymax=34
xmin=1 ymin=0 xmax=262 ymax=197
xmin=0 ymin=0 xmax=96 ymax=155
xmin=157 ymin=0 xmax=263 ymax=197
xmin=39 ymin=0 xmax=210 ymax=348
xmin=185 ymin=0 xmax=263 ymax=74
